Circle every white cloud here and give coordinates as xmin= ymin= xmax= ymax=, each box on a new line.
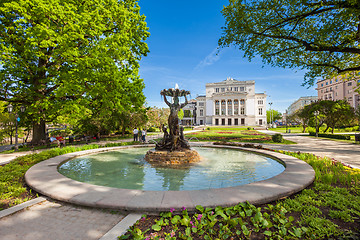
xmin=194 ymin=48 xmax=221 ymax=70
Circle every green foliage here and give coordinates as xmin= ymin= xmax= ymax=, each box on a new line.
xmin=309 ymin=132 xmax=351 ymax=140
xmin=267 ymin=109 xmax=282 ymax=123
xmin=147 ymin=127 xmax=157 ymax=132
xmin=0 ymin=0 xmax=149 ymax=142
xmin=219 ymin=0 xmax=360 ymax=85
xmin=121 ymin=202 xmax=306 ymax=239
xmin=271 ymin=133 xmax=283 ymax=143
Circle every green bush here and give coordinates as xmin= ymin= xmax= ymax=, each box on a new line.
xmin=147 ymin=127 xmax=157 ymax=132
xmin=272 ymin=133 xmax=283 ymax=143
xmin=247 ymin=127 xmax=252 ymax=130
xmin=309 ymin=132 xmax=351 ymax=140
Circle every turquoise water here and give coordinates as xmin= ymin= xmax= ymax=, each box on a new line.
xmin=58 ymin=147 xmax=285 ymax=191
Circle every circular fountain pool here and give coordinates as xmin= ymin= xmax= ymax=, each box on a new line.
xmin=25 ymin=144 xmax=315 ymax=212
xmin=58 ymin=147 xmax=285 ymax=191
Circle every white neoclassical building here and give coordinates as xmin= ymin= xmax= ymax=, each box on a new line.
xmin=188 ymin=78 xmax=267 ymax=126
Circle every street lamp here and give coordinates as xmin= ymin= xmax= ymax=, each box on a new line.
xmin=269 ymin=102 xmax=273 ymax=127
xmin=314 ymin=110 xmax=319 ymax=137
xmin=7 ymin=104 xmax=26 ymax=151
xmin=285 ymin=110 xmax=288 ymax=134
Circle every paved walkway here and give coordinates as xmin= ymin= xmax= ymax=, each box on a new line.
xmin=259 ymin=130 xmax=360 ymax=169
xmin=0 ymin=199 xmax=125 ymax=240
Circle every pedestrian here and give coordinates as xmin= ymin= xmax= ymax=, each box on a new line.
xmin=133 ymin=127 xmax=139 ymax=141
xmin=141 ymin=128 xmax=146 ymax=143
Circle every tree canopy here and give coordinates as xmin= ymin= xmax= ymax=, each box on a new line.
xmin=219 ymin=0 xmax=360 ymax=85
xmin=0 ymin=0 xmax=149 ymax=143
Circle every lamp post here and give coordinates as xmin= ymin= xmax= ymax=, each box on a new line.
xmin=269 ymin=102 xmax=273 ymax=127
xmin=314 ymin=110 xmax=319 ymax=137
xmin=7 ymin=104 xmax=25 ymax=151
xmin=285 ymin=110 xmax=288 ymax=134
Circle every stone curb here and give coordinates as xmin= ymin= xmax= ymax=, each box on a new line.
xmin=99 ymin=213 xmax=142 ymax=240
xmin=25 ymin=144 xmax=315 ymax=213
xmin=0 ymin=197 xmax=47 ymax=219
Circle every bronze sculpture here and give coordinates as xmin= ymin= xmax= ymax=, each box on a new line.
xmin=156 ymin=87 xmax=191 ymax=151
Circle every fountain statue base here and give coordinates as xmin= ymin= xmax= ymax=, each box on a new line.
xmin=145 ymin=149 xmax=201 ymax=166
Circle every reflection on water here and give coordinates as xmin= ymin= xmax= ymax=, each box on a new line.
xmin=58 ymin=147 xmax=285 ymax=191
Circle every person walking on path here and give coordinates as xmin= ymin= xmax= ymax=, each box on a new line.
xmin=141 ymin=129 xmax=146 ymax=143
xmin=133 ymin=128 xmax=139 ymax=141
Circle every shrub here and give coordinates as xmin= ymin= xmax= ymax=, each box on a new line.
xmin=272 ymin=133 xmax=283 ymax=143
xmin=147 ymin=127 xmax=156 ymax=132
xmin=309 ymin=132 xmax=351 ymax=140
xmin=247 ymin=127 xmax=252 ymax=130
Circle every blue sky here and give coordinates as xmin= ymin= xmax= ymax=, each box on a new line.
xmin=138 ymin=0 xmax=318 ymax=113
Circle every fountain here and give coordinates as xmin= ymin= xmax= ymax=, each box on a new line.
xmin=145 ymin=86 xmax=201 ymax=165
xmin=25 ymin=85 xmax=315 ymax=212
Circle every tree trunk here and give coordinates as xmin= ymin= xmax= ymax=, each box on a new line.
xmin=32 ymin=120 xmax=46 ymax=144
xmin=324 ymin=126 xmax=329 ymax=133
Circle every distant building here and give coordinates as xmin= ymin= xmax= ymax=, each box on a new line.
xmin=181 ymin=99 xmax=196 ymax=126
xmin=180 ymin=78 xmax=267 ymax=126
xmin=316 ymin=77 xmax=360 ymax=109
xmin=287 ymin=96 xmax=318 ymax=115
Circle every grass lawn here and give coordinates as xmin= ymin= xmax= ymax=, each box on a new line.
xmin=186 ymin=127 xmax=295 ymax=144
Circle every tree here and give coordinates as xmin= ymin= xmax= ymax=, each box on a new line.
xmin=266 ymin=109 xmax=282 ymax=124
xmin=317 ymin=100 xmax=355 ymax=133
xmin=0 ymin=0 xmax=149 ymax=143
xmin=146 ymin=107 xmax=169 ymax=130
xmin=219 ymin=0 xmax=360 ymax=85
xmin=292 ymin=106 xmax=313 ymax=133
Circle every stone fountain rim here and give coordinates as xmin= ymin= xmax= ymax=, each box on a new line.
xmin=25 ymin=143 xmax=315 ymax=213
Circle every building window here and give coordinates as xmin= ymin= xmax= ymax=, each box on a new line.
xmin=221 ymin=100 xmax=226 ymax=115
xmin=228 ymin=119 xmax=232 ymax=125
xmin=258 ymin=100 xmax=263 ymax=105
xmin=227 ymin=100 xmax=232 ymax=115
xmin=330 ymin=80 xmax=332 ymax=84
xmin=234 ymin=87 xmax=238 ymax=91
xmin=241 ymin=118 xmax=245 ymax=125
xmin=221 ymin=88 xmax=225 ymax=92
xmin=326 ymin=82 xmax=328 ymax=85
xmin=215 ymin=108 xmax=219 ymax=115
xmin=258 ymin=108 xmax=263 ymax=115
xmin=321 ymin=83 xmax=323 ymax=87
xmin=240 ymin=87 xmax=244 ymax=91
xmin=200 ymin=109 xmax=203 ymax=116
xmin=221 ymin=119 xmax=225 ymax=125
xmin=215 ymin=119 xmax=219 ymax=125
xmin=215 ymin=88 xmax=219 ymax=93
xmin=335 ymin=86 xmax=338 ymax=89
xmin=234 ymin=119 xmax=238 ymax=125
xmin=348 ymin=82 xmax=352 ymax=86
xmin=240 ymin=99 xmax=245 ymax=105
xmin=240 ymin=107 xmax=245 ymax=115
xmin=199 ymin=102 xmax=204 ymax=106
xmin=215 ymin=100 xmax=219 ymax=106
xmin=321 ymin=90 xmax=323 ymax=93
xmin=330 ymin=87 xmax=332 ymax=91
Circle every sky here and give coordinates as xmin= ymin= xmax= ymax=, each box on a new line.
xmin=138 ymin=0 xmax=318 ymax=113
